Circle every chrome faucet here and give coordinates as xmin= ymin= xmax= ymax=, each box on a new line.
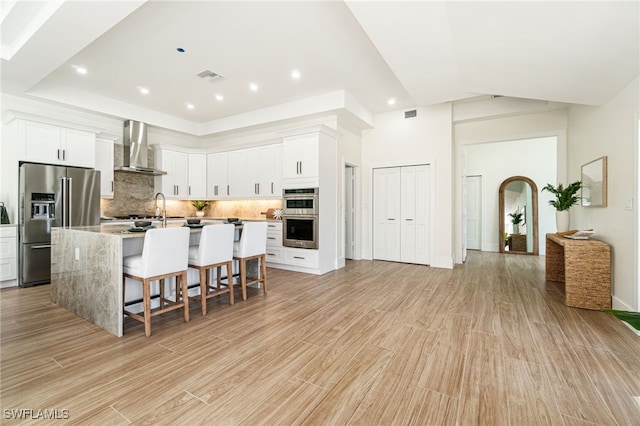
xmin=154 ymin=192 xmax=167 ymax=228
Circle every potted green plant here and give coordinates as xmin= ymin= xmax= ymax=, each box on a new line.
xmin=191 ymin=200 xmax=208 ymax=217
xmin=542 ymin=181 xmax=582 ymax=232
xmin=508 ymin=211 xmax=523 ymax=234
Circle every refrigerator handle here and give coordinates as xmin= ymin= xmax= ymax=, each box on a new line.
xmin=67 ymin=177 xmax=73 ymax=228
xmin=61 ymin=177 xmax=67 ymax=228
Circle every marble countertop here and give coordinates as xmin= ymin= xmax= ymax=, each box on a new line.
xmin=69 ymin=220 xmax=228 ymax=239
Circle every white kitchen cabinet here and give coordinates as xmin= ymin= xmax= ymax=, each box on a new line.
xmin=265 ymin=221 xmax=285 ymax=264
xmin=22 ymin=120 xmax=95 ymax=168
xmin=282 ymin=133 xmax=319 ymax=183
xmin=0 ymin=226 xmax=17 ymax=285
xmin=373 ymin=165 xmax=430 ymax=265
xmin=95 ymin=138 xmax=114 ymax=198
xmin=154 ymin=149 xmax=188 ymax=199
xmin=188 ymin=153 xmax=207 ymax=199
xmin=227 ymin=148 xmax=256 ymax=198
xmin=257 ymin=144 xmax=282 ymax=197
xmin=284 ymin=247 xmax=319 ymax=268
xmin=207 ymin=152 xmax=228 ymax=199
xmin=207 ymin=144 xmax=282 ymax=200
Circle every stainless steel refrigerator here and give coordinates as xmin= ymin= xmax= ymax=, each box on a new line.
xmin=19 ymin=163 xmax=100 ymax=287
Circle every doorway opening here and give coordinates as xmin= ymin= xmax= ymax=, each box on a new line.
xmin=465 ymin=175 xmax=482 ymax=251
xmin=344 ymin=164 xmax=358 ymax=260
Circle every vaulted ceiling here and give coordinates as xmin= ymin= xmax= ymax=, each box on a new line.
xmin=2 ymin=1 xmax=638 ymax=135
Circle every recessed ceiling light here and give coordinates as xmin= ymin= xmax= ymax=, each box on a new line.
xmin=249 ymin=83 xmax=259 ymax=92
xmin=215 ymin=94 xmax=224 ymax=101
xmin=186 ymin=103 xmax=194 ymax=110
xmin=387 ymin=98 xmax=396 ymax=106
xmin=176 ymin=47 xmax=185 ymax=53
xmin=291 ymin=69 xmax=301 ymax=79
xmin=72 ymin=65 xmax=87 ymax=75
xmin=137 ymin=87 xmax=149 ymax=95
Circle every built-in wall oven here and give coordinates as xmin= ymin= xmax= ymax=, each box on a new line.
xmin=282 ymin=188 xmax=319 ymax=249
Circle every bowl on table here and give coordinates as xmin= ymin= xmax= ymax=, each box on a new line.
xmin=134 ymin=220 xmax=152 ymax=228
xmin=186 ymin=218 xmax=201 ymax=225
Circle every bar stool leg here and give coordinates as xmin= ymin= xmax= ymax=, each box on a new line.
xmin=143 ymin=278 xmax=152 ymax=337
xmin=226 ymin=261 xmax=234 ymax=305
xmin=260 ymin=254 xmax=267 ymax=295
xmin=239 ymin=259 xmax=247 ymax=301
xmin=199 ymin=267 xmax=207 ymax=316
xmin=181 ymin=271 xmax=190 ymax=322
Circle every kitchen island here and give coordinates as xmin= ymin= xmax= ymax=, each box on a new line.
xmin=51 ymin=220 xmax=230 ymax=336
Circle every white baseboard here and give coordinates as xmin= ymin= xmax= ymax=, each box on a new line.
xmin=612 ymin=296 xmax=635 ymax=311
xmin=431 ymin=256 xmax=454 ymax=269
xmin=0 ymin=279 xmax=18 ymax=288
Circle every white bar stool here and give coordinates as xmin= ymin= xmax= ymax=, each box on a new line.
xmin=123 ymin=227 xmax=190 ymax=337
xmin=233 ymin=221 xmax=268 ymax=301
xmin=188 ymin=223 xmax=235 ymax=315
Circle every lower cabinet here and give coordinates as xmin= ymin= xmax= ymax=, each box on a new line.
xmin=0 ymin=226 xmax=18 ymax=286
xmin=265 ymin=221 xmax=285 ymax=264
xmin=284 ymin=248 xmax=319 ymax=268
xmin=264 ymin=221 xmax=319 ymax=270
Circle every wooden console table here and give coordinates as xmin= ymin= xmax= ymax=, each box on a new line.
xmin=545 ymin=233 xmax=611 ymax=310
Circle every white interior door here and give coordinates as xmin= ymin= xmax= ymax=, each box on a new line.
xmin=400 ymin=165 xmax=430 ymax=264
xmin=385 ymin=168 xmax=401 ymax=261
xmin=345 ymin=166 xmax=355 ymax=259
xmin=465 ymin=175 xmax=482 ymax=251
xmin=373 ymin=167 xmax=401 ymax=261
xmin=373 ymin=169 xmax=388 ymax=260
xmin=374 ymin=165 xmax=429 ymax=264
xmin=401 ymin=166 xmax=417 ymax=263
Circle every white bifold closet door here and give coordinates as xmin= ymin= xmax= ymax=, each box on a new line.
xmin=373 ymin=165 xmax=430 ymax=265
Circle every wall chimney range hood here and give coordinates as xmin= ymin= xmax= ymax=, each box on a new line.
xmin=115 ymin=120 xmax=167 ymax=175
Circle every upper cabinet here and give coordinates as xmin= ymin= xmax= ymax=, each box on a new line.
xmin=282 ymin=133 xmax=319 ymax=183
xmin=95 ymin=138 xmax=115 ymax=199
xmin=21 ymin=120 xmax=96 ymax=168
xmin=226 ymin=144 xmax=282 ymax=199
xmin=207 ymin=152 xmax=228 ymax=199
xmin=153 ymin=142 xmax=283 ymax=201
xmin=187 ymin=153 xmax=207 ymax=199
xmin=227 ymin=148 xmax=257 ymax=198
xmin=257 ymin=144 xmax=282 ymax=197
xmin=154 ymin=148 xmax=189 ymax=199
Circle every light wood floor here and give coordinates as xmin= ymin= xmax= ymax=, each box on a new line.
xmin=1 ymin=252 xmax=639 ymax=425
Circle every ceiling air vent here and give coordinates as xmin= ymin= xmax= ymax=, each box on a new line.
xmin=197 ymin=69 xmax=224 ymax=83
xmin=404 ymin=109 xmax=417 ymax=119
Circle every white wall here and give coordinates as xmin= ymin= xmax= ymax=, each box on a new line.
xmin=361 ymin=104 xmax=453 ymax=268
xmin=454 ymin=107 xmax=568 ymax=263
xmin=464 ymin=137 xmax=557 ymax=254
xmin=567 ymin=77 xmax=639 ymax=311
xmin=337 ymin=124 xmax=362 ymax=267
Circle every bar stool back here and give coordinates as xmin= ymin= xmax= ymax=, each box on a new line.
xmin=233 ymin=221 xmax=268 ymax=301
xmin=123 ymin=227 xmax=190 ymax=337
xmin=188 ymin=224 xmax=235 ymax=315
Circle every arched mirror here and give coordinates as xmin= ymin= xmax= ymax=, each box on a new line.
xmin=499 ymin=176 xmax=539 ymax=255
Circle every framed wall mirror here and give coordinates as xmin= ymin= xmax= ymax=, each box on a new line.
xmin=581 ymin=156 xmax=607 ymax=207
xmin=498 ymin=176 xmax=539 ymax=255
